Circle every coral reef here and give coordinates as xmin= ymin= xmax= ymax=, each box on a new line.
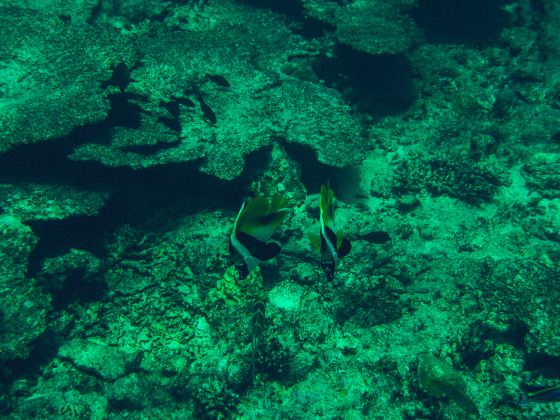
xmin=1 ymin=0 xmax=560 ymax=418
xmin=0 ymin=7 xmax=135 ymax=151
xmin=0 ymin=215 xmax=50 ymax=362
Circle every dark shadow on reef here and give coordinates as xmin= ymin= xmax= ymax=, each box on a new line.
xmin=0 ymin=331 xmax=59 ymax=414
xmin=411 ymin=0 xmax=510 ymax=44
xmin=19 ymin=147 xmax=270 ymax=275
xmin=313 ymin=46 xmax=416 ymax=117
xmin=1 ymin=126 xmax=271 ymax=283
xmin=282 ymin=141 xmax=363 ymax=203
xmin=525 ymin=353 xmax=560 ymax=378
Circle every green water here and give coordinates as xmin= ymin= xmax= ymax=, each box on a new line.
xmin=1 ymin=0 xmax=559 ymax=418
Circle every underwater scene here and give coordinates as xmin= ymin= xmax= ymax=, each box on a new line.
xmin=1 ymin=0 xmax=560 ymax=418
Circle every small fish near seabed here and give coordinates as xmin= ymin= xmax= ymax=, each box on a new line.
xmin=309 ymin=184 xmax=351 ymax=281
xmin=229 ymin=194 xmax=290 ymax=279
xmin=519 ymin=384 xmax=560 ymax=405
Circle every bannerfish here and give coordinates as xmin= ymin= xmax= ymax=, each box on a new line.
xmin=309 ymin=184 xmax=351 ymax=281
xmin=229 ymin=194 xmax=290 ymax=279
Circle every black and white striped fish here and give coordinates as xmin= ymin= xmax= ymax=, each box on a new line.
xmin=309 ymin=184 xmax=351 ymax=281
xmin=229 ymin=194 xmax=290 ymax=279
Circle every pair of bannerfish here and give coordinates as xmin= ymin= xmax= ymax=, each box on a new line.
xmin=229 ymin=184 xmax=351 ymax=281
xmin=230 ymin=186 xmax=560 ymax=407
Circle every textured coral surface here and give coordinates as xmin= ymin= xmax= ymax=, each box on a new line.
xmin=1 ymin=0 xmax=560 ymax=418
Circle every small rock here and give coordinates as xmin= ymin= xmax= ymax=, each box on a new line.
xmin=58 ymin=339 xmax=135 ymax=381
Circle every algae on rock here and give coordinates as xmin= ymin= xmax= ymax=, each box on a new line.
xmin=418 ymin=354 xmax=479 ymax=416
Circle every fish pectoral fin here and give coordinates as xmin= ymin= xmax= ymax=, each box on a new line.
xmin=337 ymin=237 xmax=351 ymax=258
xmin=253 ymin=240 xmax=282 ymax=261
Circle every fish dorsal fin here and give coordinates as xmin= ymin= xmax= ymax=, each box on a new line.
xmin=269 ymin=194 xmax=291 ymax=214
xmin=308 ymin=230 xmax=321 ymax=253
xmin=236 ymin=195 xmax=290 ymax=242
xmin=320 ymin=184 xmax=336 ymax=232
